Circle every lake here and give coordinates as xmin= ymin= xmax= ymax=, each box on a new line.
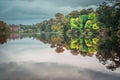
xmin=0 ymin=33 xmax=120 ymax=80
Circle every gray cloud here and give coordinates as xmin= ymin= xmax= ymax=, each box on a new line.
xmin=0 ymin=0 xmax=106 ymax=24
xmin=48 ymin=0 xmax=105 ymax=7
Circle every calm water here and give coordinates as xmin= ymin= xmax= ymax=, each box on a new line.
xmin=0 ymin=33 xmax=120 ymax=80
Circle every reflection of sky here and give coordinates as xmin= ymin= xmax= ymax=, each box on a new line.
xmin=0 ymin=62 xmax=120 ymax=80
xmin=0 ymin=38 xmax=120 ymax=80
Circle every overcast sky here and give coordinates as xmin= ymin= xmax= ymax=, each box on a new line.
xmin=0 ymin=0 xmax=105 ymax=24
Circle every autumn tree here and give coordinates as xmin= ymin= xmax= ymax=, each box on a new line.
xmin=0 ymin=21 xmax=9 ymax=34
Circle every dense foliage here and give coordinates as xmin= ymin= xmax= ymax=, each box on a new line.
xmin=0 ymin=21 xmax=10 ymax=34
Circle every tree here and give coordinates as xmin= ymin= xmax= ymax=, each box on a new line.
xmin=68 ymin=10 xmax=80 ymax=18
xmin=55 ymin=13 xmax=64 ymax=19
xmin=0 ymin=21 xmax=9 ymax=33
xmin=80 ymin=9 xmax=87 ymax=15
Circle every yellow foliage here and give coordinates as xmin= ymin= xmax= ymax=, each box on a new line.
xmin=92 ymin=23 xmax=99 ymax=30
xmin=86 ymin=20 xmax=92 ymax=24
xmin=88 ymin=47 xmax=96 ymax=55
xmin=92 ymin=38 xmax=99 ymax=44
xmin=51 ymin=25 xmax=57 ymax=31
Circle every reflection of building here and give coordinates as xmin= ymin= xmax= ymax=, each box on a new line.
xmin=10 ymin=33 xmax=20 ymax=40
xmin=9 ymin=25 xmax=20 ymax=32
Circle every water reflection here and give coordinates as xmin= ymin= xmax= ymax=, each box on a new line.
xmin=96 ymin=37 xmax=120 ymax=71
xmin=0 ymin=62 xmax=120 ymax=80
xmin=0 ymin=31 xmax=120 ymax=71
xmin=0 ymin=32 xmax=120 ymax=80
xmin=0 ymin=34 xmax=7 ymax=44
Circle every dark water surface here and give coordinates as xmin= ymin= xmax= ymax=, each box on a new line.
xmin=0 ymin=33 xmax=120 ymax=80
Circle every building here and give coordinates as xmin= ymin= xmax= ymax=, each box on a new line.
xmin=9 ymin=24 xmax=20 ymax=32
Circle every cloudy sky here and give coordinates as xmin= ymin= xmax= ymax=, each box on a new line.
xmin=0 ymin=0 xmax=105 ymax=24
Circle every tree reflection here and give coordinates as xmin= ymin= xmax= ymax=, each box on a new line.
xmin=36 ymin=25 xmax=120 ymax=71
xmin=0 ymin=35 xmax=7 ymax=44
xmin=96 ymin=36 xmax=120 ymax=71
xmin=55 ymin=46 xmax=64 ymax=53
xmin=70 ymin=49 xmax=79 ymax=55
xmin=0 ymin=30 xmax=120 ymax=71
